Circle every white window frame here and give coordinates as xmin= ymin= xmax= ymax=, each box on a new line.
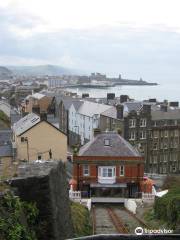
xmin=129 ymin=119 xmax=136 ymax=128
xmin=119 ymin=165 xmax=125 ymax=176
xmin=140 ymin=130 xmax=146 ymax=139
xmin=83 ymin=165 xmax=89 ymax=176
xmin=129 ymin=131 xmax=136 ymax=140
xmin=98 ymin=166 xmax=116 ymax=178
xmin=153 ymin=131 xmax=158 ymax=138
xmin=140 ymin=118 xmax=147 ymax=127
xmin=164 ymin=130 xmax=168 ymax=137
xmin=175 ymin=130 xmax=179 ymax=137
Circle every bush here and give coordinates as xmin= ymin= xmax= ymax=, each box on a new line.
xmin=154 ymin=186 xmax=180 ymax=229
xmin=0 ymin=192 xmax=38 ymax=240
xmin=70 ymin=201 xmax=92 ymax=237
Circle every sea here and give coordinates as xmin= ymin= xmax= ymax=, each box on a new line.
xmin=66 ymin=82 xmax=180 ymax=102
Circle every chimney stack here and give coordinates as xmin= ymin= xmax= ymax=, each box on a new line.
xmin=107 ymin=93 xmax=115 ymax=100
xmin=120 ymin=95 xmax=129 ymax=103
xmin=40 ymin=112 xmax=47 ymax=121
xmin=160 ymin=104 xmax=168 ymax=112
xmin=116 ymin=104 xmax=124 ymax=119
xmin=169 ymin=102 xmax=179 ymax=107
xmin=142 ymin=104 xmax=151 ymax=114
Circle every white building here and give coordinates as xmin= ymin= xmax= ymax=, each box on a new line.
xmin=69 ymin=100 xmax=113 ymax=145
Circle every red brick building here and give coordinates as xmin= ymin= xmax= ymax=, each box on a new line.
xmin=73 ymin=132 xmax=144 ymax=198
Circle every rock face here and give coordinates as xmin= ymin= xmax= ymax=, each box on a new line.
xmin=11 ymin=161 xmax=74 ymax=240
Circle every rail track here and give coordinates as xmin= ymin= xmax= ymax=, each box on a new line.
xmin=107 ymin=207 xmax=129 ymax=233
xmin=92 ymin=204 xmax=150 ymax=235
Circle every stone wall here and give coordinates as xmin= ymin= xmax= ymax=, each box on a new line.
xmin=10 ymin=160 xmax=74 ymax=240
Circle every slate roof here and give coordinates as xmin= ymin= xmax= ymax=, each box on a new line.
xmin=77 ymin=101 xmax=113 ymax=117
xmin=72 ymin=100 xmax=84 ymax=111
xmin=78 ymin=132 xmax=141 ymax=157
xmin=13 ymin=113 xmax=40 ymax=136
xmin=10 ymin=109 xmax=21 ymax=125
xmin=0 ymin=145 xmax=12 ymax=157
xmin=123 ymin=101 xmax=142 ymax=112
xmin=151 ymin=108 xmax=180 ymax=120
xmin=101 ymin=107 xmax=118 ymax=119
xmin=0 ymin=130 xmax=12 ymax=145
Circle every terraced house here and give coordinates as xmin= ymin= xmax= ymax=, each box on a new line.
xmin=100 ymin=99 xmax=180 ymax=174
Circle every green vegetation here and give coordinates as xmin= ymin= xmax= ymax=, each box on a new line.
xmin=71 ymin=201 xmax=92 ymax=237
xmin=154 ymin=182 xmax=180 ymax=230
xmin=0 ymin=191 xmax=38 ymax=240
xmin=0 ymin=110 xmax=10 ymax=128
xmin=144 ymin=208 xmax=167 ymax=229
xmin=144 ymin=176 xmax=180 ymax=231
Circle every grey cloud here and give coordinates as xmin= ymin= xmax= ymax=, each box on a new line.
xmin=0 ymin=8 xmax=180 ymax=83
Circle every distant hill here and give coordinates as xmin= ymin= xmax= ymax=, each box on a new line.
xmin=7 ymin=64 xmax=80 ymax=76
xmin=0 ymin=66 xmax=13 ymax=80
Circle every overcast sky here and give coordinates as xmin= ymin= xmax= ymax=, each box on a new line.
xmin=1 ymin=0 xmax=180 ymax=82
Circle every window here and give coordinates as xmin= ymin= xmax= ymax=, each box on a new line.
xmin=164 ymin=140 xmax=168 ymax=149
xmin=149 ymin=130 xmax=153 ymax=138
xmin=153 ymin=142 xmax=158 ymax=150
xmin=163 ymin=154 xmax=168 ymax=163
xmin=129 ymin=131 xmax=136 ymax=140
xmin=140 ymin=118 xmax=146 ymax=127
xmin=174 ymin=140 xmax=178 ymax=148
xmin=153 ymin=131 xmax=158 ymax=138
xmin=161 ymin=131 xmax=164 ymax=137
xmin=21 ymin=137 xmax=25 ymax=142
xmin=153 ymin=121 xmax=157 ymax=127
xmin=98 ymin=166 xmax=115 ymax=178
xmin=104 ymin=139 xmax=110 ymax=146
xmin=83 ymin=165 xmax=89 ymax=176
xmin=164 ymin=130 xmax=168 ymax=137
xmin=140 ymin=131 xmax=146 ymax=139
xmin=38 ymin=155 xmax=42 ymax=160
xmin=175 ymin=130 xmax=179 ymax=137
xmin=129 ymin=119 xmax=136 ymax=128
xmin=153 ymin=156 xmax=158 ymax=163
xmin=102 ymin=168 xmax=112 ymax=177
xmin=119 ymin=166 xmax=125 ymax=176
xmin=170 ymin=131 xmax=174 ymax=137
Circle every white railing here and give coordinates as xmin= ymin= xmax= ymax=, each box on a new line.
xmin=69 ymin=190 xmax=81 ymax=200
xmin=142 ymin=192 xmax=155 ymax=201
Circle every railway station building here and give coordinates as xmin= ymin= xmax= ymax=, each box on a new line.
xmin=72 ymin=131 xmax=144 ymax=198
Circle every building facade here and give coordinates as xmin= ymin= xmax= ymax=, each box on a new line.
xmin=68 ymin=101 xmax=113 ymax=146
xmin=13 ymin=113 xmax=67 ymax=162
xmin=73 ymin=132 xmax=144 ymax=198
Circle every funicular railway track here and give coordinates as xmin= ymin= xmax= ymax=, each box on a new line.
xmin=92 ymin=204 xmax=149 ymax=235
xmin=106 ymin=207 xmax=129 ymax=233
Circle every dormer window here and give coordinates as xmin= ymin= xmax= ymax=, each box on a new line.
xmin=104 ymin=139 xmax=110 ymax=146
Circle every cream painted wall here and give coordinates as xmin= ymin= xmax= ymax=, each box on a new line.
xmin=15 ymin=121 xmax=67 ymax=162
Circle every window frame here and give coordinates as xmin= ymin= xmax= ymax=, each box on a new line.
xmin=119 ymin=165 xmax=125 ymax=176
xmin=83 ymin=165 xmax=90 ymax=176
